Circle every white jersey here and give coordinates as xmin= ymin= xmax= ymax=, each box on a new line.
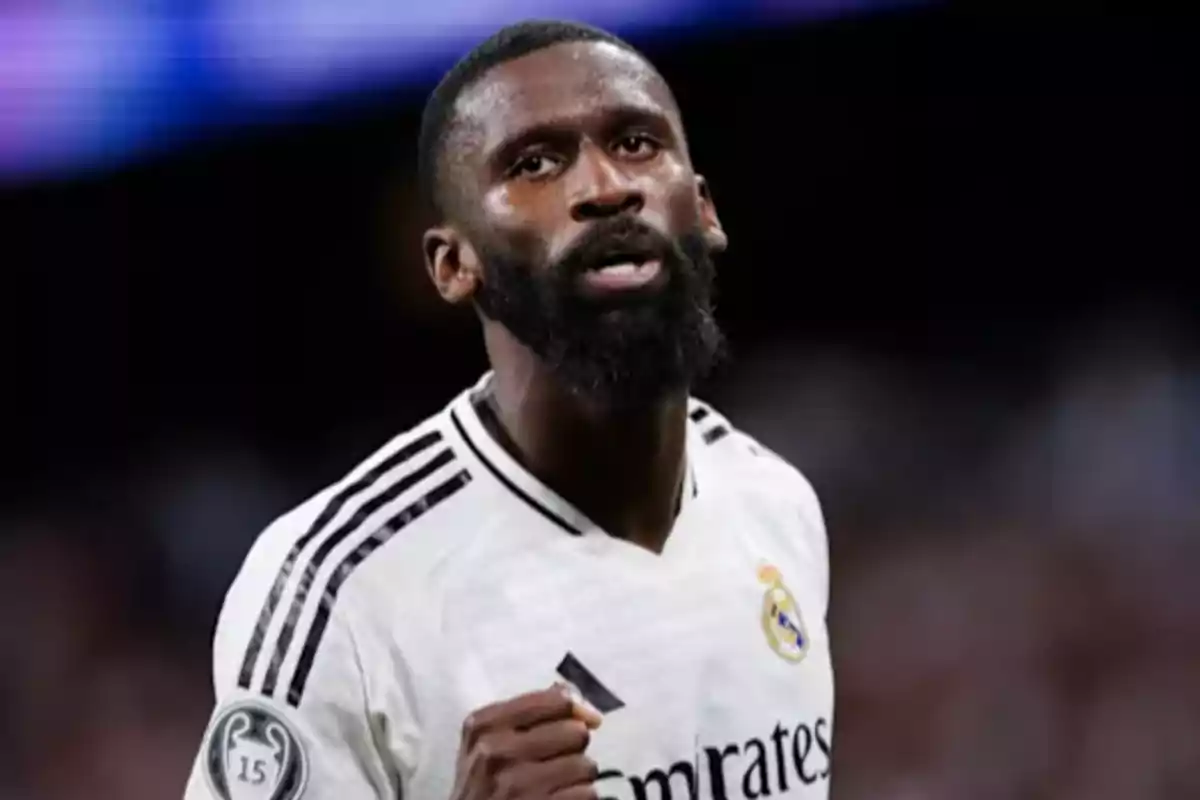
xmin=184 ymin=373 xmax=834 ymax=800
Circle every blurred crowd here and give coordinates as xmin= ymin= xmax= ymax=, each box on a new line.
xmin=2 ymin=312 xmax=1197 ymax=800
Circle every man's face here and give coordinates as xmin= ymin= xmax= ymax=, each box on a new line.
xmin=434 ymin=40 xmax=727 ymax=405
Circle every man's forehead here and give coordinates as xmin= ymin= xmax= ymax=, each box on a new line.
xmin=453 ymin=41 xmax=676 ymax=154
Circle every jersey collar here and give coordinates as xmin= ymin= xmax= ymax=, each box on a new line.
xmin=448 ymin=372 xmax=698 ymax=537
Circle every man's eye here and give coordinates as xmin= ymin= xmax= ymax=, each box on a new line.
xmin=510 ymin=154 xmax=559 ymax=179
xmin=614 ymin=134 xmax=659 ymax=158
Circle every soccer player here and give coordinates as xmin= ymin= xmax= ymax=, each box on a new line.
xmin=184 ymin=19 xmax=833 ymax=800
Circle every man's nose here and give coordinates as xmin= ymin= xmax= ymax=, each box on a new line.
xmin=568 ymin=146 xmax=645 ymax=221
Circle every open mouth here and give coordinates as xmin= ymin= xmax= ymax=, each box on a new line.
xmin=581 ymin=251 xmax=664 ymax=291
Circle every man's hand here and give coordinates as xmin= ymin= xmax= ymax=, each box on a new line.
xmin=452 ymin=686 xmax=603 ymax=799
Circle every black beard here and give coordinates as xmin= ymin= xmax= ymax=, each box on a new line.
xmin=473 ymin=217 xmax=725 ymax=407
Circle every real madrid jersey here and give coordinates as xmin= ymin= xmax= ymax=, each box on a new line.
xmin=183 ymin=373 xmax=834 ymax=800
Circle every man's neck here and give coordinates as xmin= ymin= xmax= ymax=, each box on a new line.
xmin=482 ymin=345 xmax=689 ymax=554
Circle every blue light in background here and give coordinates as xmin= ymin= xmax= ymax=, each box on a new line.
xmin=0 ymin=9 xmax=172 ymax=178
xmin=0 ymin=0 xmax=922 ymax=184
xmin=205 ymin=0 xmax=704 ymax=106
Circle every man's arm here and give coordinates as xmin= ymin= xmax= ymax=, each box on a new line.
xmin=183 ymin=516 xmax=400 ymax=799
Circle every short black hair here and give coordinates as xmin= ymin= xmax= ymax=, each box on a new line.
xmin=417 ymin=19 xmax=643 ymax=220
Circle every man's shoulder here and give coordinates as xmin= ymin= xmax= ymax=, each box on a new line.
xmin=251 ymin=412 xmax=470 ymax=566
xmin=212 ymin=407 xmax=480 ymax=683
xmin=224 ymin=409 xmax=478 ymax=618
xmin=688 ymin=396 xmax=824 ymax=526
xmin=689 ymin=398 xmax=815 ymax=487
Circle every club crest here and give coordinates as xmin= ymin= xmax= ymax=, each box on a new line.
xmin=203 ymin=700 xmax=308 ymax=800
xmin=758 ymin=564 xmax=809 ymax=663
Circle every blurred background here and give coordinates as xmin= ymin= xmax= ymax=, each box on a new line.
xmin=3 ymin=2 xmax=1198 ymax=798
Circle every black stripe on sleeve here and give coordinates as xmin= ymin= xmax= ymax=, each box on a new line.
xmin=261 ymin=447 xmax=458 ymax=697
xmin=285 ymin=469 xmax=473 ymax=707
xmin=237 ymin=430 xmax=443 ymax=689
xmin=689 ymin=406 xmax=710 ymax=423
xmin=703 ymin=425 xmax=729 ymax=445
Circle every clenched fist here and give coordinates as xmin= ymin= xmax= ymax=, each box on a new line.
xmin=451 ymin=686 xmax=603 ymax=799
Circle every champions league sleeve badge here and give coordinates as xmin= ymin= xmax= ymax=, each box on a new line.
xmin=203 ymin=700 xmax=309 ymax=800
xmin=758 ymin=564 xmax=810 ymax=664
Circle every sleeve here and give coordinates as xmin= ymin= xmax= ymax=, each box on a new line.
xmin=182 ymin=516 xmax=400 ymax=800
xmin=789 ymin=465 xmax=830 ymax=615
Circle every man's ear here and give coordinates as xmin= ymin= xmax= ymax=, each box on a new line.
xmin=422 ymin=226 xmax=482 ymax=305
xmin=696 ymin=175 xmax=728 ymax=254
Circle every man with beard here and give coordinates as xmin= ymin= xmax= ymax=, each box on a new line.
xmin=185 ymin=20 xmax=833 ymax=800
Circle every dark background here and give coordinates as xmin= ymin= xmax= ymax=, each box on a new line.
xmin=4 ymin=7 xmax=1198 ymax=799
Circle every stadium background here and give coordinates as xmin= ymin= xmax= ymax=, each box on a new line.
xmin=3 ymin=2 xmax=1198 ymax=798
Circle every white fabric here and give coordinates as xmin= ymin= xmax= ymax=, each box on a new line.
xmin=184 ymin=374 xmax=834 ymax=800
